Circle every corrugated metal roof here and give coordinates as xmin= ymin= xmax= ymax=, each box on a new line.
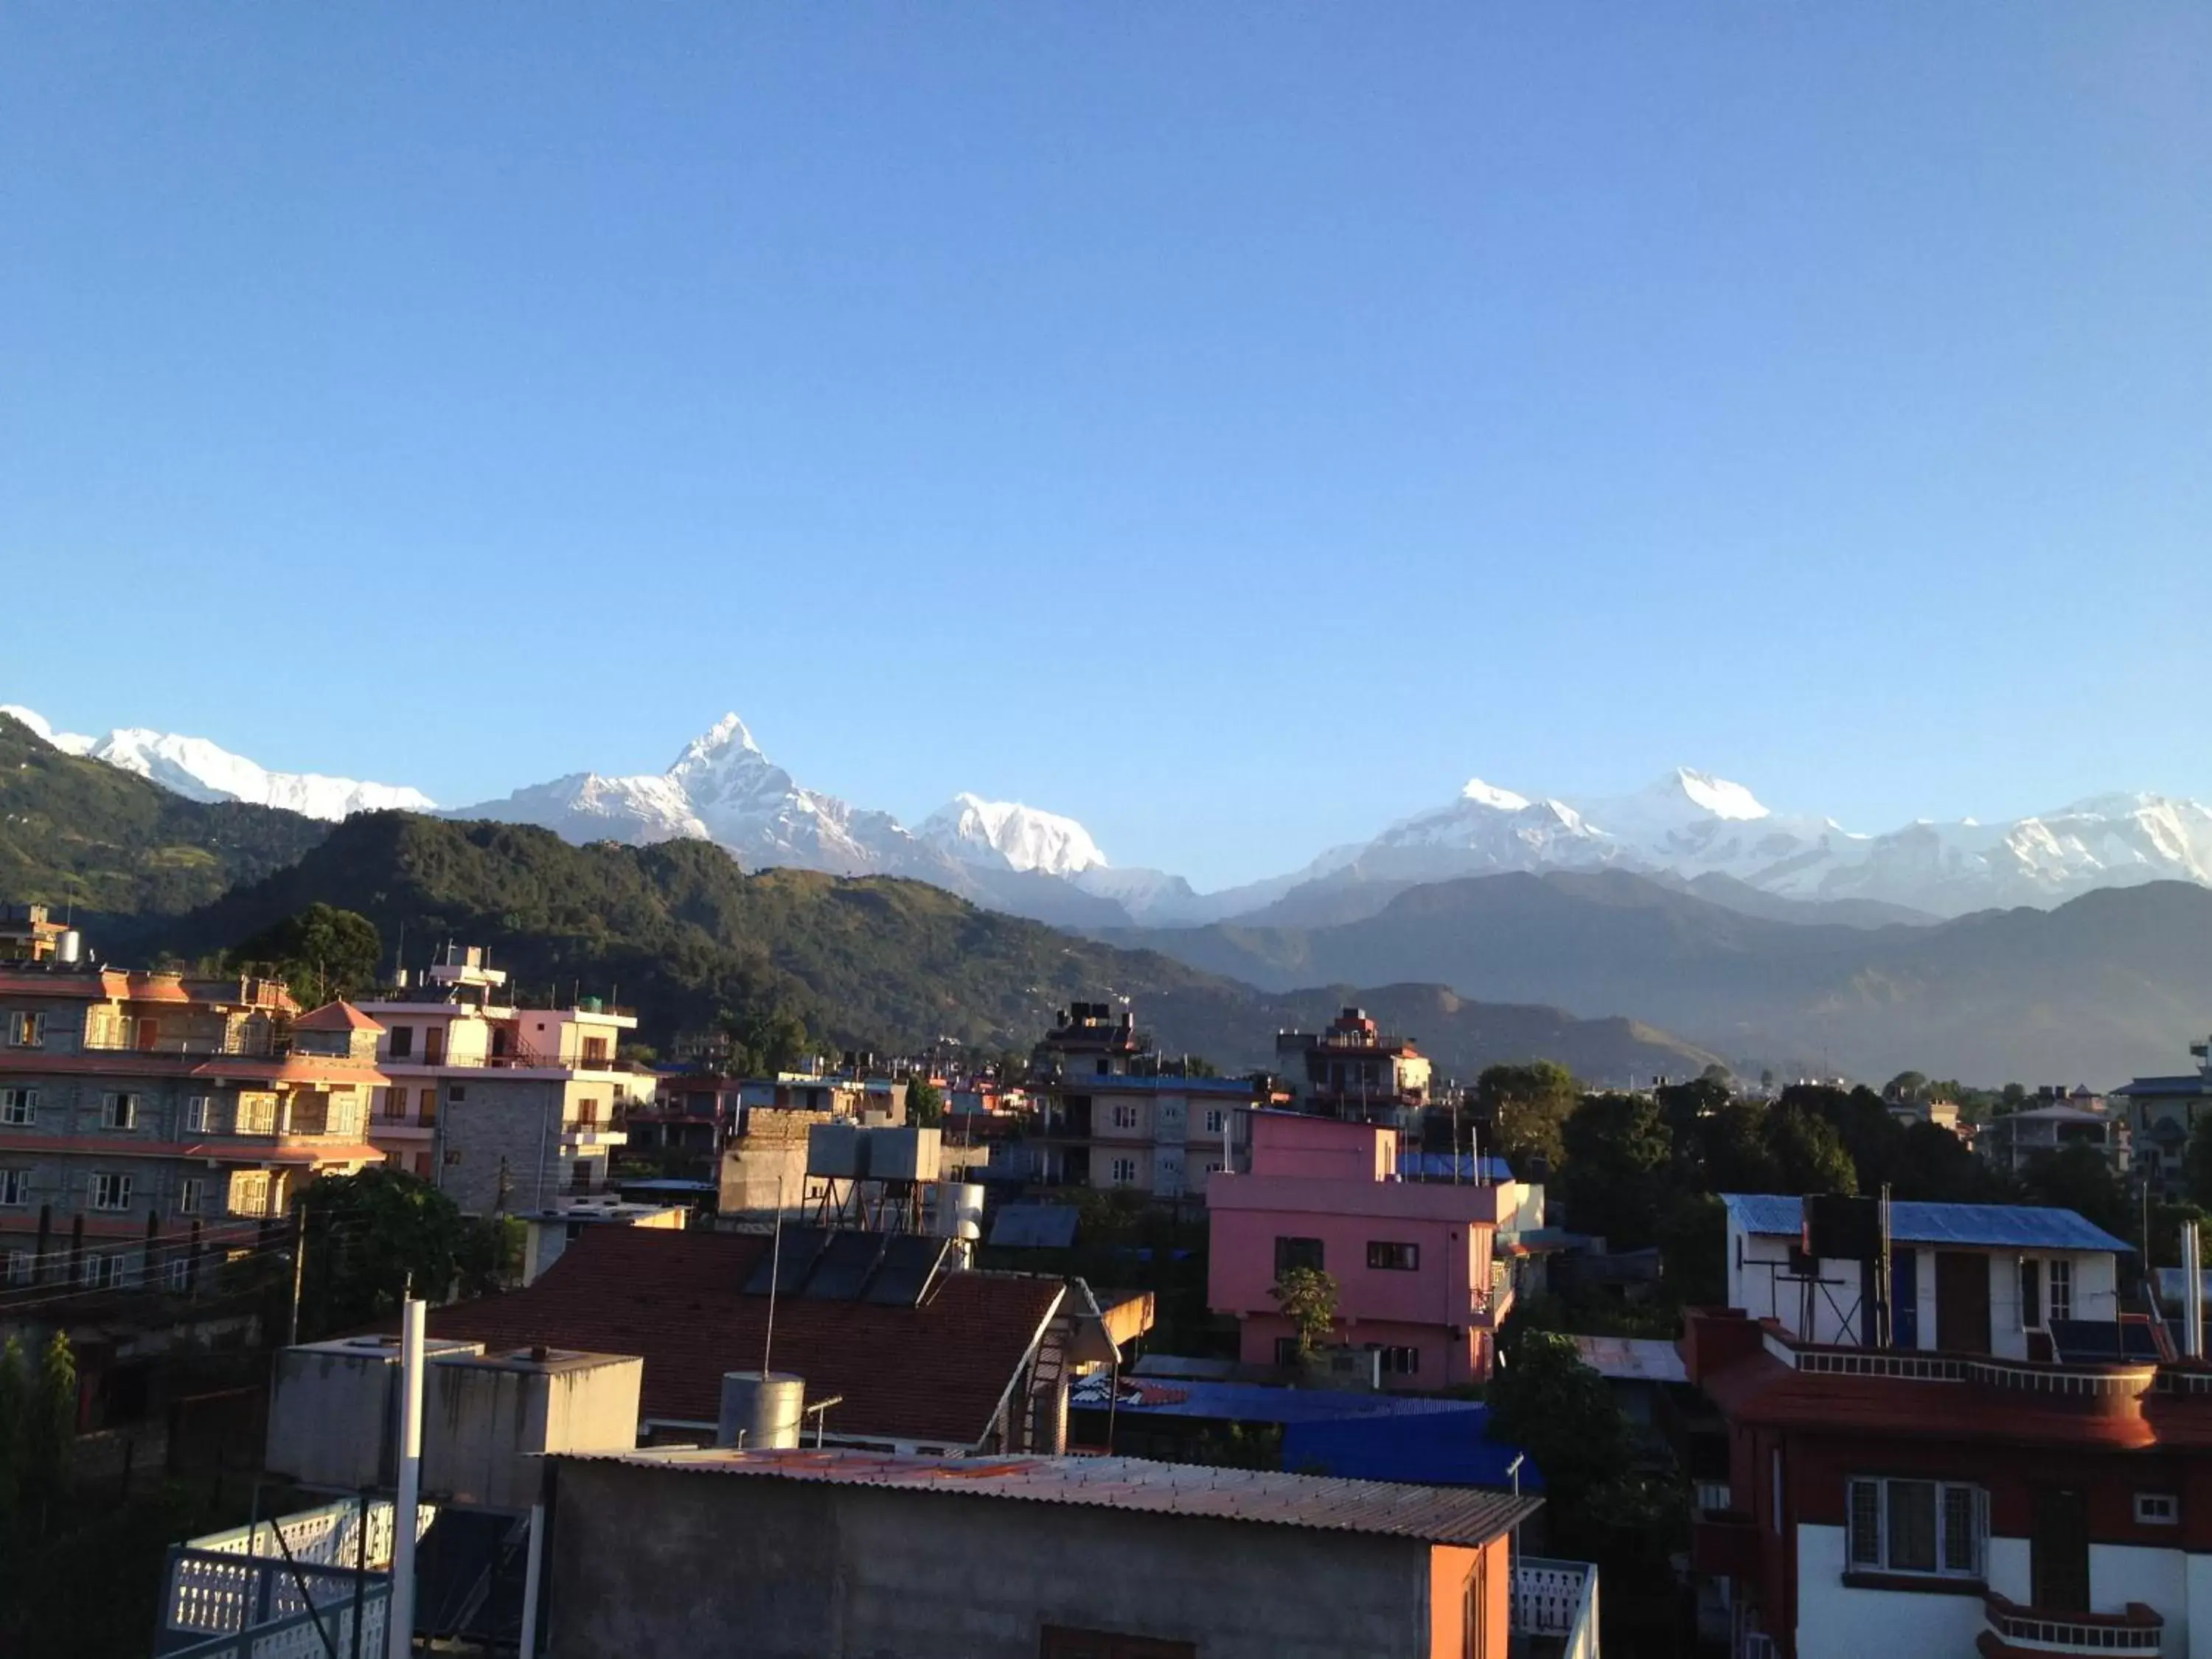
xmin=2113 ymin=1076 xmax=2212 ymax=1096
xmin=1571 ymin=1335 xmax=1690 ymax=1385
xmin=1068 ymin=1376 xmax=1476 ymax=1425
xmin=555 ymin=1447 xmax=1540 ymax=1546
xmin=1281 ymin=1408 xmax=1542 ymax=1493
xmin=1721 ymin=1193 xmax=2132 ymax=1253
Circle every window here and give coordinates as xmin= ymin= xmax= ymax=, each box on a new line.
xmin=2020 ymin=1259 xmax=2042 ymax=1329
xmin=177 ymin=1178 xmax=204 ymax=1216
xmin=0 ymin=1169 xmax=27 ymax=1206
xmin=2135 ymin=1492 xmax=2180 ymax=1526
xmin=5 ymin=1251 xmax=29 ymax=1286
xmin=80 ymin=1252 xmax=119 ymax=1290
xmin=7 ymin=1012 xmax=46 ymax=1048
xmin=380 ymin=1087 xmax=404 ymax=1119
xmin=1374 ymin=1344 xmax=1420 ymax=1375
xmin=101 ymin=1092 xmax=139 ymax=1130
xmin=0 ymin=1088 xmax=33 ymax=1125
xmin=422 ymin=1026 xmax=445 ymax=1065
xmin=1203 ymin=1107 xmax=1226 ymax=1135
xmin=1273 ymin=1336 xmax=1301 ymax=1368
xmin=1846 ymin=1478 xmax=1986 ymax=1579
xmin=164 ymin=1257 xmax=190 ymax=1292
xmin=184 ymin=1095 xmax=210 ymax=1133
xmin=576 ymin=1097 xmax=600 ymax=1127
xmin=388 ymin=1025 xmax=414 ymax=1059
xmin=1368 ymin=1241 xmax=1420 ymax=1271
xmin=1110 ymin=1102 xmax=1138 ymax=1130
xmin=1109 ymin=1156 xmax=1138 ymax=1185
xmin=2048 ymin=1259 xmax=2073 ymax=1324
xmin=417 ymin=1087 xmax=437 ymax=1125
xmin=234 ymin=1093 xmax=276 ymax=1135
xmin=227 ymin=1170 xmax=271 ymax=1217
xmin=448 ymin=1085 xmax=466 ymax=1102
xmin=89 ymin=1172 xmax=133 ymax=1210
xmin=1274 ymin=1236 xmax=1325 ymax=1274
xmin=582 ymin=1036 xmax=610 ymax=1066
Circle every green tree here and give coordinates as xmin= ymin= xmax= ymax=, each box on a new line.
xmin=720 ymin=1006 xmax=815 ymax=1077
xmin=227 ymin=903 xmax=383 ymax=1008
xmin=297 ymin=1166 xmax=483 ymax=1336
xmin=1691 ymin=1102 xmax=1782 ymax=1193
xmin=24 ymin=1332 xmax=75 ymax=1524
xmin=1655 ymin=1077 xmax=1732 ymax=1147
xmin=1559 ymin=1093 xmax=1674 ymax=1248
xmin=1478 ymin=1060 xmax=1580 ymax=1174
xmin=1270 ymin=1266 xmax=1339 ymax=1359
xmin=1486 ymin=1330 xmax=1632 ymax=1528
xmin=1889 ymin=1119 xmax=2002 ymax=1203
xmin=1762 ymin=1104 xmax=1858 ymax=1195
xmin=1884 ymin=1071 xmax=1931 ymax=1103
xmin=906 ymin=1078 xmax=946 ymax=1127
xmin=1658 ymin=1193 xmax=1728 ymax=1307
xmin=0 ymin=1337 xmax=25 ymax=1531
xmin=2183 ymin=1117 xmax=2212 ymax=1214
xmin=2020 ymin=1144 xmax=2131 ymax=1247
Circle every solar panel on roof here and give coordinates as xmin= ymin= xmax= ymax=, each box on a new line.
xmin=987 ymin=1204 xmax=1079 ymax=1249
xmin=865 ymin=1235 xmax=953 ymax=1306
xmin=742 ymin=1225 xmax=830 ymax=1296
xmin=2048 ymin=1318 xmax=2165 ymax=1364
xmin=801 ymin=1229 xmax=891 ymax=1300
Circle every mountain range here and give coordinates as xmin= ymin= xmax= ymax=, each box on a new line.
xmin=13 ymin=703 xmax=2212 ymax=931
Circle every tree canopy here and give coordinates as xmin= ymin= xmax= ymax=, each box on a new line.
xmin=1478 ymin=1060 xmax=1580 ymax=1174
xmin=226 ymin=903 xmax=383 ymax=1008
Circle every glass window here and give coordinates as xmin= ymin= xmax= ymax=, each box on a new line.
xmin=1887 ymin=1481 xmax=1938 ymax=1571
xmin=0 ymin=1169 xmax=27 ymax=1206
xmin=184 ymin=1095 xmax=210 ymax=1133
xmin=2136 ymin=1493 xmax=2180 ymax=1526
xmin=2049 ymin=1259 xmax=2074 ymax=1323
xmin=2020 ymin=1259 xmax=2042 ymax=1329
xmin=1846 ymin=1478 xmax=1986 ymax=1579
xmin=7 ymin=1012 xmax=46 ymax=1048
xmin=388 ymin=1025 xmax=414 ymax=1059
xmin=1203 ymin=1108 xmax=1225 ymax=1134
xmin=177 ymin=1178 xmax=204 ymax=1215
xmin=101 ymin=1092 xmax=139 ymax=1130
xmin=1274 ymin=1237 xmax=1325 ymax=1274
xmin=1109 ymin=1156 xmax=1137 ymax=1185
xmin=89 ymin=1172 xmax=133 ymax=1210
xmin=0 ymin=1088 xmax=32 ymax=1125
xmin=1368 ymin=1241 xmax=1420 ymax=1270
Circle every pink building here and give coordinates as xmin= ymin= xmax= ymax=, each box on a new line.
xmin=1207 ymin=1110 xmax=1520 ymax=1388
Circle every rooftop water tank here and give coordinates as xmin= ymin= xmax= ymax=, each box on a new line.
xmin=716 ymin=1371 xmax=804 ymax=1451
xmin=421 ymin=1346 xmax=644 ymax=1512
xmin=265 ymin=1335 xmax=486 ymax=1491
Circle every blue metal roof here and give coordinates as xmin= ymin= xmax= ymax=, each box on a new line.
xmin=1282 ymin=1407 xmax=1544 ymax=1492
xmin=2112 ymin=1075 xmax=2211 ymax=1096
xmin=1070 ymin=1377 xmax=1472 ymax=1426
xmin=1721 ymin=1193 xmax=2132 ymax=1253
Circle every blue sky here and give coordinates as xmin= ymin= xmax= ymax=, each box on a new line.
xmin=3 ymin=6 xmax=2207 ymax=888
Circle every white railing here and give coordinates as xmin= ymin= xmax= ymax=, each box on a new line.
xmin=1695 ymin=1480 xmax=1733 ymax=1514
xmin=1983 ymin=1594 xmax=2163 ymax=1655
xmin=159 ymin=1498 xmax=433 ymax=1656
xmin=1516 ymin=1557 xmax=1600 ymax=1659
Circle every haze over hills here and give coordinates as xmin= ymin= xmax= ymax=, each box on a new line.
xmin=0 ymin=710 xmax=1714 ymax=1084
xmin=1105 ymin=868 xmax=2212 ymax=1085
xmin=15 ymin=702 xmax=2212 ymax=931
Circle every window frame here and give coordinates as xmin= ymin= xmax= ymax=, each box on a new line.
xmin=1203 ymin=1107 xmax=1226 ymax=1135
xmin=100 ymin=1091 xmax=140 ymax=1131
xmin=1846 ymin=1475 xmax=1988 ymax=1581
xmin=184 ymin=1094 xmax=210 ymax=1134
xmin=0 ymin=1168 xmax=27 ymax=1206
xmin=7 ymin=1011 xmax=46 ymax=1048
xmin=88 ymin=1171 xmax=133 ymax=1211
xmin=1108 ymin=1155 xmax=1138 ymax=1186
xmin=177 ymin=1177 xmax=204 ymax=1216
xmin=1110 ymin=1102 xmax=1138 ymax=1130
xmin=2135 ymin=1492 xmax=2180 ymax=1526
xmin=5 ymin=1250 xmax=29 ymax=1286
xmin=1273 ymin=1235 xmax=1326 ymax=1275
xmin=2048 ymin=1258 xmax=2074 ymax=1324
xmin=1367 ymin=1240 xmax=1421 ymax=1271
xmin=0 ymin=1087 xmax=35 ymax=1125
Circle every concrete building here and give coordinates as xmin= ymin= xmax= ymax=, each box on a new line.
xmin=1980 ymin=1100 xmax=2131 ymax=1181
xmin=1208 ymin=1111 xmax=1521 ymax=1388
xmin=0 ymin=947 xmax=386 ymax=1293
xmin=1273 ymin=1006 xmax=1433 ymax=1126
xmin=1684 ymin=1300 xmax=2212 ymax=1659
xmin=1024 ymin=1002 xmax=1257 ymax=1201
xmin=2115 ymin=1043 xmax=2212 ymax=1200
xmin=538 ymin=1446 xmax=1546 ymax=1659
xmin=354 ymin=944 xmax=648 ymax=1211
xmin=1722 ymin=1194 xmax=2129 ymax=1358
xmin=518 ymin=1194 xmax=687 ymax=1285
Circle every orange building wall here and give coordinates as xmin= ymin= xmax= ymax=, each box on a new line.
xmin=1427 ymin=1539 xmax=1509 ymax=1659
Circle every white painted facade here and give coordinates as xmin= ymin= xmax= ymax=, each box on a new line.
xmin=1726 ymin=1214 xmax=2118 ymax=1356
xmin=1795 ymin=1521 xmax=2210 ymax=1658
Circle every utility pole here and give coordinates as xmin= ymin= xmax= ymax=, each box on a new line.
xmin=286 ymin=1200 xmax=307 ymax=1348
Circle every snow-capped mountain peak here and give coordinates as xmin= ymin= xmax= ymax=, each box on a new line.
xmin=4 ymin=705 xmax=433 ymax=821
xmin=1646 ymin=767 xmax=1770 ymax=822
xmin=919 ymin=793 xmax=1109 ymax=877
xmin=1460 ymin=778 xmax=1531 ymax=812
xmin=667 ymin=712 xmax=762 ymax=774
xmin=1 ymin=704 xmax=94 ymax=756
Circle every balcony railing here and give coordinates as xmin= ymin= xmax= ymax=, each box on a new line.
xmin=1982 ymin=1592 xmax=2162 ymax=1655
xmin=81 ymin=1031 xmax=279 ymax=1059
xmin=156 ymin=1497 xmax=432 ymax=1658
xmin=1515 ymin=1558 xmax=1600 ymax=1659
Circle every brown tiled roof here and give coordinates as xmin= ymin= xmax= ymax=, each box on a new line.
xmin=425 ymin=1228 xmax=1065 ymax=1447
xmin=293 ymin=1001 xmax=384 ymax=1032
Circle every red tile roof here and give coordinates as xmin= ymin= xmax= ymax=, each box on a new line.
xmin=425 ymin=1228 xmax=1066 ymax=1448
xmin=293 ymin=1001 xmax=384 ymax=1032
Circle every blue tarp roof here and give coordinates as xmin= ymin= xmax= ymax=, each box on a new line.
xmin=1722 ymin=1193 xmax=2133 ymax=1253
xmin=1070 ymin=1377 xmax=1472 ymax=1426
xmin=1398 ymin=1153 xmax=1517 ymax=1183
xmin=1283 ymin=1406 xmax=1543 ymax=1492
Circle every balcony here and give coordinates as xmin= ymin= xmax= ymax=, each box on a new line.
xmin=81 ymin=1029 xmax=279 ymax=1060
xmin=1980 ymin=1592 xmax=2162 ymax=1656
xmin=1514 ymin=1557 xmax=1600 ymax=1659
xmin=156 ymin=1496 xmax=430 ymax=1658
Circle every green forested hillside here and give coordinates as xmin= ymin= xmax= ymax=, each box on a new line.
xmin=150 ymin=811 xmax=1720 ymax=1079
xmin=0 ymin=713 xmax=328 ymax=922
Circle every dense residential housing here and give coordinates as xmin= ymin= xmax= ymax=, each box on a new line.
xmin=0 ymin=939 xmax=386 ymax=1291
xmin=1208 ymin=1110 xmax=1520 ymax=1387
xmin=355 ymin=944 xmax=647 ymax=1210
xmin=2115 ymin=1039 xmax=2212 ymax=1200
xmin=1024 ymin=1001 xmax=1256 ymax=1200
xmin=1274 ymin=1006 xmax=1433 ymax=1124
xmin=1978 ymin=1096 xmax=2130 ymax=1181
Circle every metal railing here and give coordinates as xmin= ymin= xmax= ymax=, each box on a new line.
xmin=1515 ymin=1558 xmax=1600 ymax=1659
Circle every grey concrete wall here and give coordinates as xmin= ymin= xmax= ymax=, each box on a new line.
xmin=547 ymin=1460 xmax=1432 ymax=1659
xmin=439 ymin=1078 xmax=568 ymax=1213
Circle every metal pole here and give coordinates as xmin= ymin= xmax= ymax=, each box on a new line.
xmin=351 ymin=1488 xmax=366 ymax=1659
xmin=388 ymin=1297 xmax=425 ymax=1659
xmin=287 ymin=1201 xmax=307 ymax=1347
xmin=2187 ymin=1222 xmax=2204 ymax=1360
xmin=762 ymin=1178 xmax=785 ymax=1380
xmin=517 ymin=1502 xmax=546 ymax=1658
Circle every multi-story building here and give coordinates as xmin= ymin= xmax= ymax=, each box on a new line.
xmin=354 ymin=945 xmax=647 ymax=1213
xmin=1684 ymin=1279 xmax=2212 ymax=1659
xmin=1274 ymin=1006 xmax=1433 ymax=1124
xmin=1026 ymin=1001 xmax=1257 ymax=1201
xmin=1722 ymin=1193 xmax=2127 ymax=1356
xmin=1980 ymin=1099 xmax=2130 ymax=1182
xmin=1208 ymin=1110 xmax=1520 ymax=1387
xmin=2115 ymin=1041 xmax=2212 ymax=1200
xmin=0 ymin=950 xmax=386 ymax=1293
